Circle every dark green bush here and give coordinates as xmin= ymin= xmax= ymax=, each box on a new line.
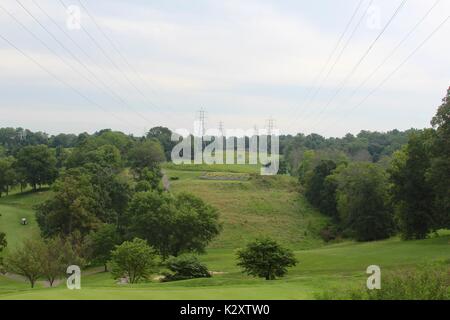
xmin=319 ymin=225 xmax=339 ymax=243
xmin=162 ymin=255 xmax=211 ymax=282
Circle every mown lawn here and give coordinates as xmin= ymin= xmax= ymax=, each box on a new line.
xmin=0 ymin=168 xmax=448 ymax=300
xmin=0 ymin=232 xmax=448 ymax=300
xmin=0 ymin=188 xmax=51 ymax=251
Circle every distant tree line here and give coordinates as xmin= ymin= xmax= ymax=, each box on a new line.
xmin=0 ymin=124 xmax=413 ymax=177
xmin=282 ymin=129 xmax=413 ymax=176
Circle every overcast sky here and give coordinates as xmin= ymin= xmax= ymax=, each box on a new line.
xmin=0 ymin=0 xmax=449 ymax=137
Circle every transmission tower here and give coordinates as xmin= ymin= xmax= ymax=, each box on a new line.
xmin=218 ymin=121 xmax=225 ymax=136
xmin=198 ymin=108 xmax=207 ymax=137
xmin=266 ymin=118 xmax=275 ymax=136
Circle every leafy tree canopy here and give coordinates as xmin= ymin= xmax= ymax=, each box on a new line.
xmin=127 ymin=191 xmax=221 ymax=258
xmin=333 ymin=162 xmax=394 ymax=241
xmin=237 ymin=238 xmax=297 ymax=280
xmin=110 ymin=238 xmax=157 ymax=283
xmin=14 ymin=145 xmax=58 ymax=190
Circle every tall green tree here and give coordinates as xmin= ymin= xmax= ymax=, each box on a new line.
xmin=128 ymin=191 xmax=221 ymax=258
xmin=128 ymin=139 xmax=165 ymax=173
xmin=40 ymin=237 xmax=84 ymax=287
xmin=333 ymin=162 xmax=394 ymax=241
xmin=297 ymin=150 xmax=316 ymax=184
xmin=305 ymin=160 xmax=338 ymax=218
xmin=237 ymin=238 xmax=297 ymax=280
xmin=86 ymin=224 xmax=121 ymax=272
xmin=14 ymin=145 xmax=57 ymax=190
xmin=83 ymin=163 xmax=132 ymax=226
xmin=36 ymin=168 xmax=100 ymax=238
xmin=389 ymin=130 xmax=436 ymax=239
xmin=0 ymin=157 xmax=16 ymax=197
xmin=147 ymin=127 xmax=176 ymax=160
xmin=110 ymin=238 xmax=157 ymax=283
xmin=428 ymin=88 xmax=450 ymax=228
xmin=4 ymin=237 xmax=45 ymax=288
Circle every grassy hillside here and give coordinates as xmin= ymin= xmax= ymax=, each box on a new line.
xmin=0 ymin=165 xmax=448 ymax=300
xmin=0 ymin=168 xmax=326 ymax=251
xmin=0 ymin=189 xmax=51 ymax=251
xmin=165 ymin=168 xmax=328 ymax=249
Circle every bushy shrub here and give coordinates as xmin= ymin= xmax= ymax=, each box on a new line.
xmin=110 ymin=238 xmax=158 ymax=283
xmin=366 ymin=264 xmax=449 ymax=300
xmin=237 ymin=238 xmax=297 ymax=280
xmin=134 ymin=180 xmax=152 ymax=192
xmin=319 ymin=225 xmax=339 ymax=243
xmin=162 ymin=255 xmax=211 ymax=282
xmin=316 ymin=263 xmax=449 ymax=300
xmin=0 ymin=232 xmax=7 ymax=273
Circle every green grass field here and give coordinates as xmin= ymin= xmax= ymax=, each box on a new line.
xmin=0 ymin=189 xmax=51 ymax=251
xmin=0 ymin=166 xmax=449 ymax=300
xmin=1 ymin=234 xmax=448 ymax=300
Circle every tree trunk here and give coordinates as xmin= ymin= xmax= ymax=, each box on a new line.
xmin=104 ymin=264 xmax=108 ymax=272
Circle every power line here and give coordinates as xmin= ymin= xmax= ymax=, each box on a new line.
xmin=285 ymin=0 xmax=370 ymax=131
xmin=314 ymin=0 xmax=442 ymax=130
xmin=322 ymin=14 xmax=450 ymax=136
xmin=0 ymin=31 xmax=137 ymax=129
xmin=12 ymin=0 xmax=152 ymax=127
xmin=58 ymin=0 xmax=167 ymax=116
xmin=322 ymin=0 xmax=373 ymax=85
xmin=0 ymin=3 xmax=132 ymax=124
xmin=29 ymin=0 xmax=153 ymax=125
xmin=306 ymin=0 xmax=408 ymax=130
xmin=77 ymin=0 xmax=175 ymax=113
xmin=30 ymin=0 xmax=97 ymax=66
